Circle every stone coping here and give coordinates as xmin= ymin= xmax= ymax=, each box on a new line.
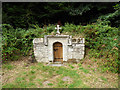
xmin=44 ymin=35 xmax=72 ymax=46
xmin=44 ymin=35 xmax=70 ymax=38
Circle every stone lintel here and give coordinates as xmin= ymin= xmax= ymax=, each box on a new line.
xmin=44 ymin=35 xmax=72 ymax=46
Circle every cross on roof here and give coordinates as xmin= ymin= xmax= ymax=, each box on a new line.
xmin=55 ymin=25 xmax=62 ymax=35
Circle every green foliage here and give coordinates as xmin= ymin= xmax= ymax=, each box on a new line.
xmin=113 ymin=3 xmax=120 ymax=10
xmin=2 ymin=24 xmax=48 ymax=61
xmin=88 ymin=65 xmax=90 ymax=68
xmin=83 ymin=22 xmax=119 ymax=73
xmin=63 ymin=23 xmax=82 ymax=33
xmin=30 ymin=70 xmax=36 ymax=74
xmin=68 ymin=64 xmax=74 ymax=69
xmin=78 ymin=63 xmax=82 ymax=67
xmin=3 ymin=3 xmax=118 ymax=28
xmin=98 ymin=3 xmax=120 ymax=27
xmin=69 ymin=4 xmax=92 ymax=16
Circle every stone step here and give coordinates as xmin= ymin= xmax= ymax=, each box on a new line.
xmin=53 ymin=62 xmax=62 ymax=64
xmin=48 ymin=64 xmax=64 ymax=67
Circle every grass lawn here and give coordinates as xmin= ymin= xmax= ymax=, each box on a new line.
xmin=2 ymin=57 xmax=118 ymax=88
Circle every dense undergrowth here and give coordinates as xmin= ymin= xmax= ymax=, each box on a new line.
xmin=2 ymin=19 xmax=119 ymax=73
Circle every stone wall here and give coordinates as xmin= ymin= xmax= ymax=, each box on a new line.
xmin=67 ymin=38 xmax=85 ymax=62
xmin=33 ymin=38 xmax=48 ymax=62
xmin=67 ymin=43 xmax=85 ymax=61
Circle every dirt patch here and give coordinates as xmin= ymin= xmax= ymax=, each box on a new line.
xmin=44 ymin=75 xmax=61 ymax=87
xmin=2 ymin=56 xmax=36 ymax=85
xmin=52 ymin=75 xmax=60 ymax=80
xmin=62 ymin=76 xmax=73 ymax=84
xmin=43 ymin=80 xmax=51 ymax=87
xmin=62 ymin=76 xmax=72 ymax=81
xmin=40 ymin=74 xmax=62 ymax=88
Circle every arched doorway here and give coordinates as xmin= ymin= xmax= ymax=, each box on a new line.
xmin=53 ymin=42 xmax=63 ymax=63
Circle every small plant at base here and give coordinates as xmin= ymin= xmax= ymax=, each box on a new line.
xmin=94 ymin=59 xmax=97 ymax=62
xmin=69 ymin=64 xmax=74 ymax=69
xmin=88 ymin=65 xmax=90 ymax=68
xmin=78 ymin=63 xmax=82 ymax=67
xmin=48 ymin=83 xmax=53 ymax=86
xmin=30 ymin=70 xmax=36 ymax=74
xmin=3 ymin=64 xmax=14 ymax=70
xmin=100 ymin=76 xmax=107 ymax=81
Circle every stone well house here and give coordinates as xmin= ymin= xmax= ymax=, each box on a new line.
xmin=33 ymin=35 xmax=85 ymax=63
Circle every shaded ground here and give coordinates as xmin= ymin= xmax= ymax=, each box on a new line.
xmin=2 ymin=56 xmax=118 ymax=88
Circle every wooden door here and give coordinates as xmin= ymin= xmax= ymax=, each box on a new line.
xmin=53 ymin=42 xmax=63 ymax=63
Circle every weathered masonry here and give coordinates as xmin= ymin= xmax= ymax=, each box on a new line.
xmin=33 ymin=25 xmax=85 ymax=63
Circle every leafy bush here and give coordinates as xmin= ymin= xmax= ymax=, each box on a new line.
xmin=83 ymin=21 xmax=119 ymax=73
xmin=2 ymin=24 xmax=47 ymax=61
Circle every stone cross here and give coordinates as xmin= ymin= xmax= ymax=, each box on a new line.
xmin=55 ymin=25 xmax=62 ymax=35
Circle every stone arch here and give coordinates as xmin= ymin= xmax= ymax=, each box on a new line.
xmin=53 ymin=41 xmax=63 ymax=46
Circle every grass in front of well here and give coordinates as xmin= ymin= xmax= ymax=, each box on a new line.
xmin=2 ymin=59 xmax=118 ymax=88
xmin=2 ymin=63 xmax=15 ymax=70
